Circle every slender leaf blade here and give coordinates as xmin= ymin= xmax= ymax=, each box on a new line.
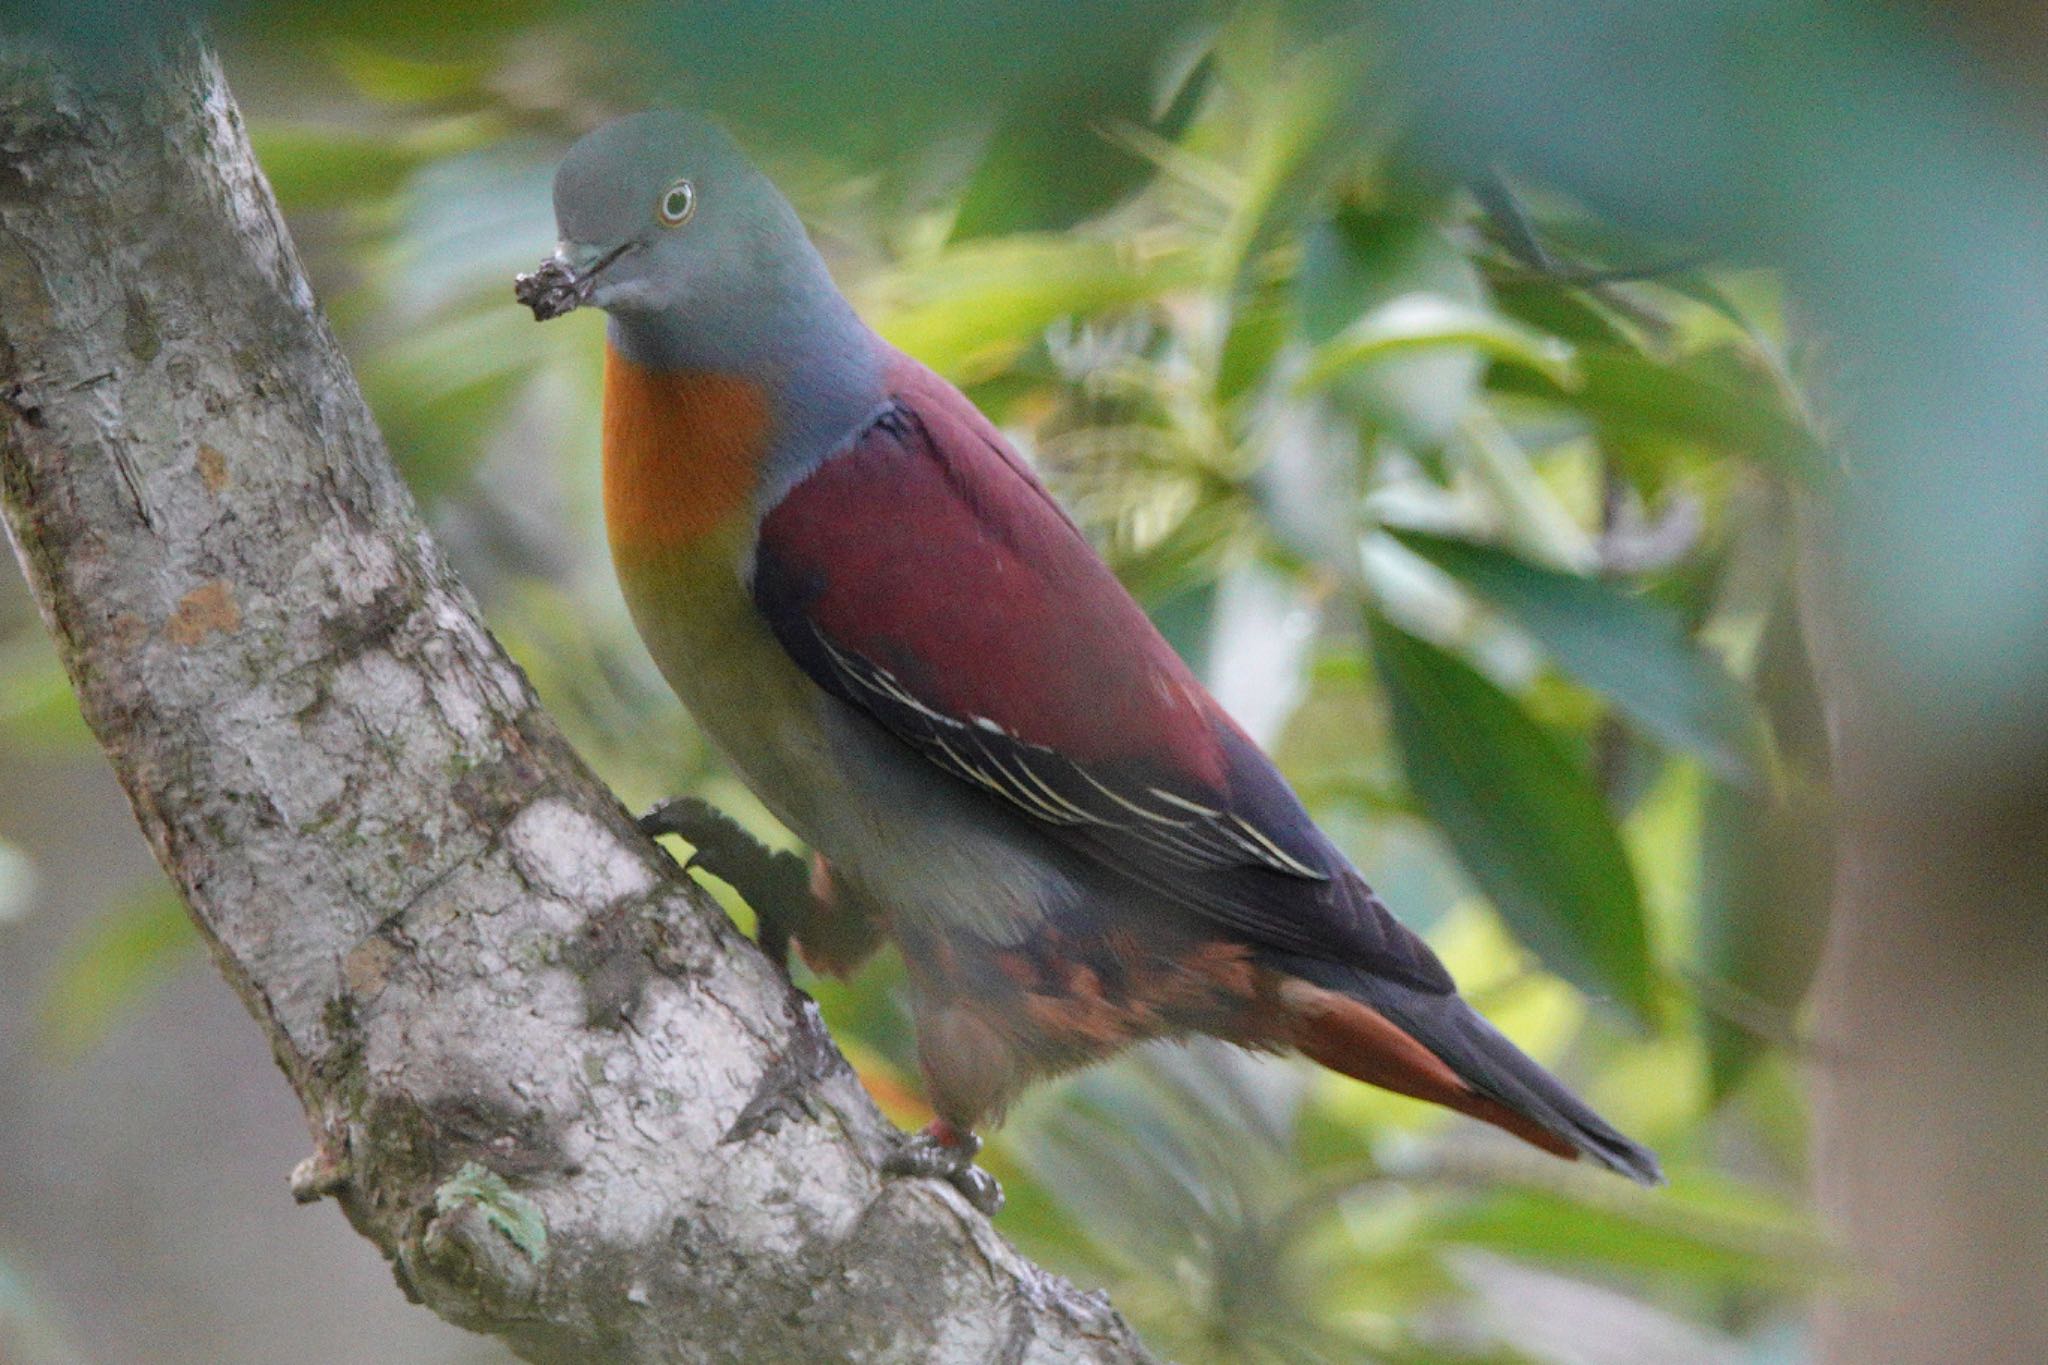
xmin=1298 ymin=205 xmax=1489 ymax=448
xmin=1433 ymin=1175 xmax=1839 ymax=1289
xmin=1497 ymin=344 xmax=1827 ymax=484
xmin=1297 ymin=294 xmax=1579 ymax=394
xmin=1371 ymin=618 xmax=1657 ymax=1024
xmin=1696 ymin=777 xmax=1834 ymax=1100
xmin=1391 ymin=529 xmax=1768 ymax=783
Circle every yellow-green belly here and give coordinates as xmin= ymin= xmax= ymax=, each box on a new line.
xmin=612 ymin=527 xmax=839 ymax=843
xmin=599 ymin=344 xmax=837 ymax=841
xmin=598 ymin=344 xmax=1055 ymax=946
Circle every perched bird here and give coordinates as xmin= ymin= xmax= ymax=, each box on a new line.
xmin=517 ymin=111 xmax=1660 ymax=1210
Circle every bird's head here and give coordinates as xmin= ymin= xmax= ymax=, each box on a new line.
xmin=516 ymin=110 xmax=798 ymax=326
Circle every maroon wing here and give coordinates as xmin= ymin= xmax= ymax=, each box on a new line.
xmin=751 ymin=355 xmax=1449 ymax=988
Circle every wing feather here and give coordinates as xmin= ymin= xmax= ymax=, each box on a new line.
xmin=752 ymin=355 xmax=1451 ymax=990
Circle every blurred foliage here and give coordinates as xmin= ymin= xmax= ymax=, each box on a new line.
xmin=0 ymin=3 xmax=1859 ymax=1360
xmin=0 ymin=835 xmax=34 ymax=925
xmin=0 ymin=626 xmax=92 ymax=752
xmin=0 ymin=1247 xmax=84 ymax=1365
xmin=35 ymin=883 xmax=198 ymax=1060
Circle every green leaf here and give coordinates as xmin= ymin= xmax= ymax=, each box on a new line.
xmin=1696 ymin=777 xmax=1833 ymax=1100
xmin=1209 ymin=25 xmax=1386 ymax=409
xmin=250 ymin=117 xmax=497 ymax=211
xmin=1490 ymin=277 xmax=1633 ymax=349
xmin=1111 ymin=495 xmax=1249 ymax=608
xmin=1298 ymin=205 xmax=1488 ymax=448
xmin=950 ymin=93 xmax=1158 ymax=241
xmin=865 ymin=235 xmax=1203 ymax=383
xmin=1499 ymin=344 xmax=1826 ymax=484
xmin=253 ymin=123 xmax=430 ymax=210
xmin=1297 ymin=295 xmax=1578 ymax=395
xmin=0 ymin=631 xmax=91 ymax=751
xmin=1390 ymin=529 xmax=1768 ymax=783
xmin=37 ymin=884 xmax=198 ymax=1060
xmin=1371 ymin=618 xmax=1657 ymax=1024
xmin=1216 ymin=272 xmax=1295 ymax=408
xmin=1453 ymin=409 xmax=1599 ymax=570
xmin=330 ymin=41 xmax=494 ymax=105
xmin=1754 ymin=584 xmax=1832 ymax=778
xmin=1433 ymin=1174 xmax=1839 ymax=1289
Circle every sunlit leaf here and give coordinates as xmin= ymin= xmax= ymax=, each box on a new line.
xmin=1371 ymin=618 xmax=1657 ymax=1024
xmin=1209 ymin=13 xmax=1364 ymax=278
xmin=1209 ymin=19 xmax=1384 ymax=410
xmin=1106 ymin=488 xmax=1250 ymax=607
xmin=1390 ymin=529 xmax=1768 ymax=783
xmin=1216 ymin=272 xmax=1295 ymax=408
xmin=1452 ymin=409 xmax=1601 ymax=571
xmin=1300 ymin=205 xmax=1488 ymax=447
xmin=1297 ymin=295 xmax=1578 ymax=395
xmin=865 ymin=235 xmax=1204 ymax=382
xmin=330 ymin=40 xmax=494 ymax=104
xmin=1433 ymin=1174 xmax=1838 ymax=1288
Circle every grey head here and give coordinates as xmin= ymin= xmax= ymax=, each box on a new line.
xmin=516 ymin=111 xmax=866 ymax=374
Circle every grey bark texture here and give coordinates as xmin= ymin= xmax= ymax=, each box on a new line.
xmin=0 ymin=35 xmax=1154 ymax=1365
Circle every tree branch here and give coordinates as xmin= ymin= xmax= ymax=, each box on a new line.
xmin=0 ymin=34 xmax=1153 ymax=1365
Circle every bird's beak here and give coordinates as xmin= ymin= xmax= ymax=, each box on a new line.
xmin=514 ymin=239 xmax=634 ymax=322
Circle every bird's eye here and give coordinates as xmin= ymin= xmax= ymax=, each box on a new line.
xmin=657 ymin=179 xmax=696 ymax=227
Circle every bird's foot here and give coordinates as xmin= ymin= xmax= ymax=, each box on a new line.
xmin=637 ymin=797 xmax=813 ymax=974
xmin=882 ymin=1121 xmax=1004 ymax=1215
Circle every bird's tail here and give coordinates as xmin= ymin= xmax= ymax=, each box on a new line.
xmin=1275 ymin=960 xmax=1663 ymax=1185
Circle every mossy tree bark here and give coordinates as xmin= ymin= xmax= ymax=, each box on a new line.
xmin=0 ymin=33 xmax=1151 ymax=1365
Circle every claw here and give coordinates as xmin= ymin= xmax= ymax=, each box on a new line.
xmin=947 ymin=1164 xmax=1004 ymax=1215
xmin=882 ymin=1125 xmax=1004 ymax=1215
xmin=637 ymin=797 xmax=810 ymax=973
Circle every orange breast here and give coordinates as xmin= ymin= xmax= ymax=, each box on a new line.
xmin=601 ymin=343 xmax=772 ymax=562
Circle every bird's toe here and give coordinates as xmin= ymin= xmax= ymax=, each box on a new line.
xmin=881 ymin=1127 xmax=1002 ymax=1214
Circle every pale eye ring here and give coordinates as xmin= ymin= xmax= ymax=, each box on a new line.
xmin=658 ymin=178 xmax=696 ymax=227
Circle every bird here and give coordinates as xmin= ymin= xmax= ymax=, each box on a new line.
xmin=516 ymin=110 xmax=1661 ymax=1211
